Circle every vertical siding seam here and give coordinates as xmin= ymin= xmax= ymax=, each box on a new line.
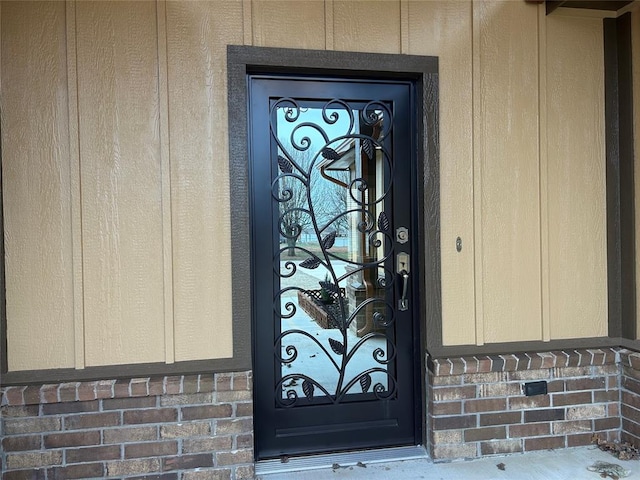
xmin=400 ymin=0 xmax=409 ymax=54
xmin=472 ymin=0 xmax=484 ymax=346
xmin=538 ymin=3 xmax=551 ymax=342
xmin=243 ymin=0 xmax=253 ymax=46
xmin=156 ymin=0 xmax=175 ymax=364
xmin=66 ymin=0 xmax=86 ymax=369
xmin=325 ymin=0 xmax=334 ymax=50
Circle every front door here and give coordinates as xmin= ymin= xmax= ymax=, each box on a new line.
xmin=249 ymin=75 xmax=421 ymax=460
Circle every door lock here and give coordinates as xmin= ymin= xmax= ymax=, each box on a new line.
xmin=397 ymin=253 xmax=410 ymax=311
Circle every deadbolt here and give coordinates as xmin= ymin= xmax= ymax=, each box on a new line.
xmin=396 ymin=227 xmax=409 ymax=244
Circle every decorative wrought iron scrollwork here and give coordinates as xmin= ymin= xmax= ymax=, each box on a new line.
xmin=271 ymin=96 xmax=399 ymax=406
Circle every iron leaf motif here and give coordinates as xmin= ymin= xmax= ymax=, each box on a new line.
xmin=361 ymin=139 xmax=374 ymax=161
xmin=329 ymin=338 xmax=345 ymax=355
xmin=360 ymin=374 xmax=372 ymax=393
xmin=302 ymin=379 xmax=315 ymax=399
xmin=321 ymin=231 xmax=337 ymax=250
xmin=321 ymin=147 xmax=341 ymax=161
xmin=299 ymin=256 xmax=321 ymax=269
xmin=319 ymin=280 xmax=339 ymax=295
xmin=377 ymin=211 xmax=389 ymax=232
xmin=277 ymin=155 xmax=293 ymax=174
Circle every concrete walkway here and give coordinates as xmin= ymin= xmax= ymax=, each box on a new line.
xmin=257 ymin=446 xmax=640 ymax=479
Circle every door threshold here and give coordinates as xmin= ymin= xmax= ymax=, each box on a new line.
xmin=255 ymin=445 xmax=428 ymax=476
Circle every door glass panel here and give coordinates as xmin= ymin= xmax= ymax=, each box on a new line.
xmin=272 ymin=99 xmax=398 ymax=406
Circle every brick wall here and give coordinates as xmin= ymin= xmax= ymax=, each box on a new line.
xmin=620 ymin=350 xmax=640 ymax=446
xmin=0 ymin=372 xmax=254 ymax=480
xmin=427 ymin=349 xmax=621 ymax=460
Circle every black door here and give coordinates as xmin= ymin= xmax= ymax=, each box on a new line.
xmin=249 ymin=75 xmax=421 ymax=460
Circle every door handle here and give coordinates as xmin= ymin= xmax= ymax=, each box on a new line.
xmin=399 ymin=270 xmax=409 ymax=311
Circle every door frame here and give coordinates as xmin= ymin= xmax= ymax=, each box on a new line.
xmin=226 ymin=45 xmax=441 ymax=453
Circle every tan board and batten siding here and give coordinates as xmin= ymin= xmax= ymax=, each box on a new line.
xmin=1 ymin=0 xmax=609 ymax=372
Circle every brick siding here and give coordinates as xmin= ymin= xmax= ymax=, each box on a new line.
xmin=427 ymin=349 xmax=622 ymax=460
xmin=620 ymin=350 xmax=640 ymax=446
xmin=0 ymin=372 xmax=254 ymax=479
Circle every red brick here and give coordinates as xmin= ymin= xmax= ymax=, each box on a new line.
xmin=550 ymin=351 xmax=569 ymax=368
xmin=477 ymin=356 xmax=492 ymax=373
xmin=128 ymin=475 xmax=179 ymax=480
xmin=527 ymin=353 xmax=543 ymax=370
xmin=567 ymin=433 xmax=594 ymax=447
xmin=182 ymin=469 xmax=232 ymax=480
xmin=216 ymin=449 xmax=253 ymax=466
xmin=462 ymin=357 xmax=479 ymax=374
xmin=1 ymin=405 xmax=39 ymax=417
xmin=164 ymin=376 xmax=183 ymax=394
xmin=44 ymin=431 xmax=100 ymax=448
xmin=23 ymin=386 xmax=42 ymax=405
xmin=450 ymin=358 xmax=465 ymax=375
xmin=524 ymin=436 xmax=564 ymax=451
xmin=91 ymin=381 xmax=112 ymax=400
xmin=65 ymin=412 xmax=121 ymax=430
xmin=215 ymin=418 xmax=253 ymax=435
xmin=149 ymin=378 xmax=165 ymax=396
xmin=464 ymin=398 xmax=506 ymax=413
xmin=77 ymin=383 xmax=97 ymax=402
xmin=130 ymin=379 xmax=149 ymax=397
xmin=237 ymin=434 xmax=253 ymax=449
xmin=595 ymin=417 xmax=621 ymax=431
xmin=58 ymin=383 xmax=78 ymax=402
xmin=114 ymin=379 xmax=131 ymax=397
xmin=480 ymin=439 xmax=522 ymax=455
xmin=66 ymin=445 xmax=121 ymax=463
xmin=162 ymin=454 xmax=214 ymax=471
xmin=524 ymin=408 xmax=564 ymax=422
xmin=41 ymin=385 xmax=59 ymax=403
xmin=479 ymin=412 xmax=521 ymax=426
xmin=2 ymin=435 xmax=41 ymax=452
xmin=182 ymin=404 xmax=232 ymax=421
xmin=509 ymin=395 xmax=550 ymax=410
xmin=236 ymin=465 xmax=255 ymax=480
xmin=183 ymin=437 xmax=234 ymax=454
xmin=124 ymin=408 xmax=177 ymax=424
xmin=236 ymin=402 xmax=253 ymax=417
xmin=464 ymin=426 xmax=506 ymax=442
xmin=199 ymin=375 xmax=215 ymax=393
xmin=565 ymin=377 xmax=605 ymax=391
xmin=3 ymin=387 xmax=26 ymax=405
xmin=183 ymin=375 xmax=200 ymax=394
xmin=42 ymin=401 xmax=98 ymax=415
xmin=594 ymin=389 xmax=619 ymax=403
xmin=234 ymin=372 xmax=252 ymax=391
xmin=48 ymin=463 xmax=104 ymax=480
xmin=552 ymin=420 xmax=591 ymax=435
xmin=103 ymin=396 xmax=156 ymax=410
xmin=432 ymin=401 xmax=462 ymax=416
xmin=103 ymin=426 xmax=158 ymax=444
xmin=3 ymin=469 xmax=46 ymax=480
xmin=432 ymin=385 xmax=476 ymax=402
xmin=509 ymin=422 xmax=551 ymax=438
xmin=125 ymin=441 xmax=178 ymax=458
xmin=431 ymin=415 xmax=476 ymax=431
xmin=216 ymin=374 xmax=232 ymax=391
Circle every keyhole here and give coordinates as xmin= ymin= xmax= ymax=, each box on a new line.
xmin=456 ymin=237 xmax=462 ymax=252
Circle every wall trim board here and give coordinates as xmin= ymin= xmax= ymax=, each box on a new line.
xmin=605 ymin=13 xmax=636 ymax=340
xmin=0 ymin=357 xmax=248 ymax=387
xmin=428 ymin=336 xmax=622 ymax=359
xmin=225 ymin=43 xmax=441 ymax=384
